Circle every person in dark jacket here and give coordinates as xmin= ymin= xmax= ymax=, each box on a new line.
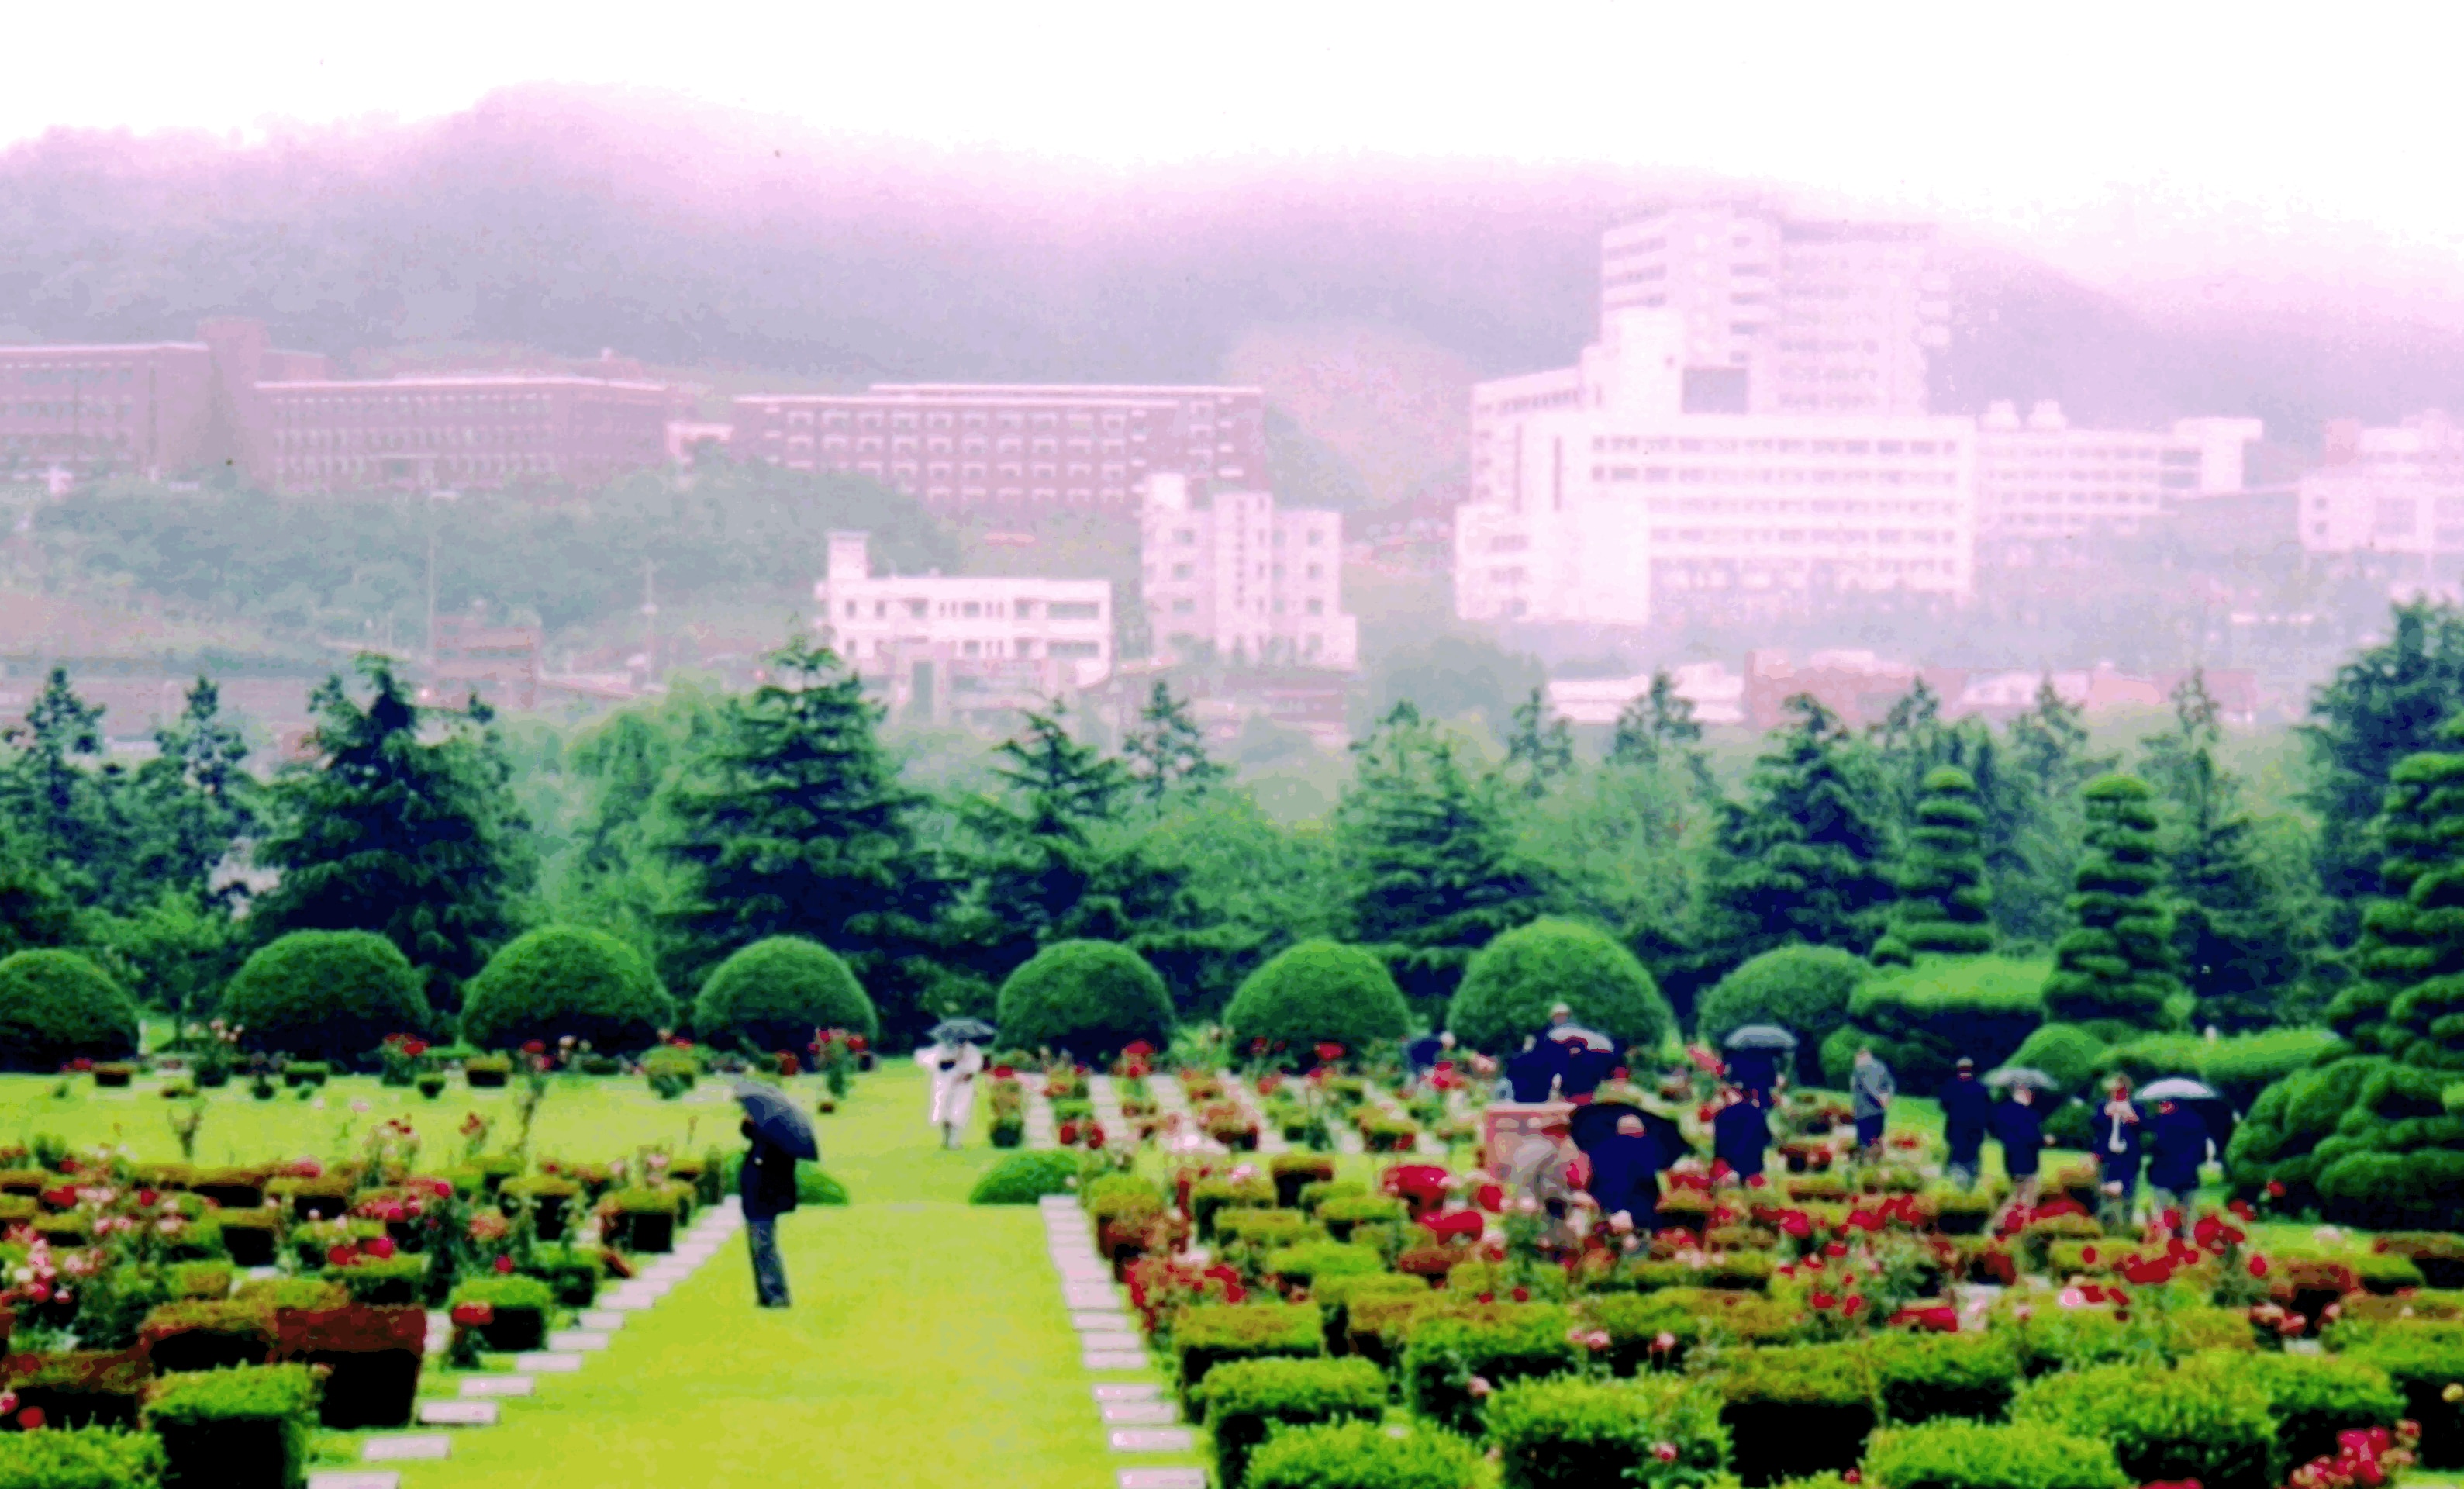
xmin=2145 ymin=1099 xmax=2211 ymax=1216
xmin=740 ymin=1119 xmax=801 ymax=1308
xmin=1505 ymin=1037 xmax=1564 ymax=1104
xmin=1586 ymin=1114 xmax=1660 ymax=1236
xmin=1712 ymin=1087 xmax=1770 ymax=1186
xmin=1724 ymin=1046 xmax=1781 ymax=1104
xmin=2090 ymin=1077 xmax=2143 ymax=1228
xmin=1938 ymin=1059 xmax=1993 ymax=1190
xmin=1989 ymin=1086 xmax=2048 ymax=1212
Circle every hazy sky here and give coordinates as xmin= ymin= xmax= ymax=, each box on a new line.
xmin=12 ymin=2 xmax=2462 ymax=278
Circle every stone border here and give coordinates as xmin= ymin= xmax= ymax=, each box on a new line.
xmin=306 ymin=1195 xmax=745 ymax=1489
xmin=1037 ymin=1195 xmax=1205 ymax=1489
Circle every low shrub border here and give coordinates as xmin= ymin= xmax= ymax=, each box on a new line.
xmin=142 ymin=1362 xmax=320 ymax=1489
xmin=1202 ymin=1356 xmax=1387 ymax=1489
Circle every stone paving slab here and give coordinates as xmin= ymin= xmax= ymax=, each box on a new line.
xmin=1103 ymin=1401 xmax=1180 ymax=1425
xmin=459 ymin=1375 xmax=534 ymax=1398
xmin=1062 ymin=1286 xmax=1123 ymax=1309
xmin=1082 ymin=1350 xmax=1150 ymax=1371
xmin=1093 ymin=1383 xmax=1161 ymax=1403
xmin=364 ymin=1435 xmax=451 ymax=1462
xmin=1079 ymin=1331 xmax=1142 ymax=1353
xmin=578 ymin=1310 xmax=626 ymax=1330
xmin=514 ymin=1351 xmax=585 ymax=1372
xmin=1070 ymin=1311 xmax=1135 ymax=1331
xmin=309 ymin=1475 xmax=400 ymax=1489
xmin=1118 ymin=1469 xmax=1206 ymax=1489
xmin=549 ymin=1329 xmax=611 ymax=1351
xmin=1109 ymin=1428 xmax=1195 ymax=1453
xmin=601 ymin=1294 xmax=657 ymax=1311
xmin=418 ymin=1400 xmax=499 ymax=1427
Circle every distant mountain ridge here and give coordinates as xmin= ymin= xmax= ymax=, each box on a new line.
xmin=2 ymin=83 xmax=2459 ymax=459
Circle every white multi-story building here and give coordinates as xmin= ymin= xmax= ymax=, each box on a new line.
xmin=813 ymin=531 xmax=1113 ymax=724
xmin=2297 ymin=412 xmax=2464 ymax=579
xmin=1140 ymin=475 xmax=1358 ymax=670
xmin=1975 ymin=400 xmax=2259 ymax=551
xmin=1458 ymin=308 xmax=1979 ymax=627
xmin=1598 ymin=199 xmax=1949 ymax=416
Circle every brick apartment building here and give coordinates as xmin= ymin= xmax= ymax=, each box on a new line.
xmin=731 ymin=382 xmax=1266 ymax=511
xmin=0 ymin=318 xmax=326 ymax=480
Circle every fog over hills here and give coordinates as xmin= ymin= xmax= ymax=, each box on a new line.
xmin=4 ymin=83 xmax=2461 ymax=469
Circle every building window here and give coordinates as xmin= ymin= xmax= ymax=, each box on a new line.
xmin=1051 ymin=641 xmax=1102 ymax=659
xmin=1049 ymin=601 xmax=1102 ymax=620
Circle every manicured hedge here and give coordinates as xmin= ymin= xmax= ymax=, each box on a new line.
xmin=1862 ymin=1421 xmax=2131 ymax=1489
xmin=1224 ymin=940 xmax=1412 ymax=1055
xmin=0 ymin=1425 xmax=165 ymax=1489
xmin=693 ymin=937 xmax=877 ymax=1052
xmin=2012 ymin=1357 xmax=2274 ymax=1489
xmin=142 ymin=1361 xmax=320 ymax=1489
xmin=460 ymin=925 xmax=675 ymax=1052
xmin=0 ymin=949 xmax=140 ymax=1071
xmin=219 ymin=931 xmax=430 ymax=1063
xmin=1865 ymin=1330 xmax=2021 ymax=1425
xmin=1173 ymin=1303 xmax=1324 ymax=1411
xmin=1823 ymin=956 xmax=2048 ymax=1093
xmin=968 ymin=1151 xmax=1086 ymax=1205
xmin=1401 ymin=1304 xmax=1579 ymax=1436
xmin=2005 ymin=1023 xmax=2107 ymax=1097
xmin=2341 ymin=1324 xmax=2464 ymax=1467
xmin=2229 ymin=1055 xmax=2464 ymax=1228
xmin=996 ymin=940 xmax=1173 ymax=1059
xmin=1718 ymin=1344 xmax=1877 ymax=1485
xmin=1695 ymin=945 xmax=1867 ymax=1087
xmin=1487 ymin=1374 xmax=1731 ymax=1489
xmin=2238 ymin=1351 xmax=2404 ymax=1469
xmin=1244 ymin=1420 xmax=1484 ymax=1489
xmin=1203 ymin=1357 xmax=1388 ymax=1489
xmin=1448 ymin=918 xmax=1673 ymax=1055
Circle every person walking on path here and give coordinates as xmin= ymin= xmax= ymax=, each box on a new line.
xmin=2091 ymin=1077 xmax=2143 ymax=1228
xmin=740 ymin=1117 xmax=801 ymax=1308
xmin=1713 ymin=1086 xmax=1771 ymax=1187
xmin=915 ymin=1038 xmax=985 ymax=1149
xmin=1938 ymin=1058 xmax=1993 ymax=1190
xmin=1990 ymin=1086 xmax=2050 ymax=1216
xmin=1850 ymin=1046 xmax=1895 ymax=1156
xmin=2146 ymin=1098 xmax=2211 ymax=1219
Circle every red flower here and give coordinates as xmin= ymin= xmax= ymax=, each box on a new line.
xmin=494 ymin=1255 xmax=516 ymax=1274
xmin=2248 ymin=1256 xmax=2270 ymax=1279
xmin=15 ymin=1407 xmax=41 ymax=1430
xmin=1123 ymin=1041 xmax=1156 ymax=1058
xmin=1842 ymin=1294 xmax=1865 ymax=1315
xmin=326 ymin=1245 xmax=357 ymax=1269
xmin=1314 ymin=1042 xmax=1346 ymax=1063
xmin=1824 ymin=1241 xmax=1848 ymax=1258
xmin=365 ymin=1236 xmax=398 ymax=1260
xmin=2082 ymin=1245 xmax=2098 ymax=1265
xmin=2265 ymin=1180 xmax=2286 ymax=1198
xmin=522 ymin=1040 xmax=547 ymax=1055
xmin=1511 ymin=1287 xmax=1531 ymax=1303
xmin=450 ymin=1301 xmax=495 ymax=1327
xmin=1810 ymin=1290 xmax=1838 ymax=1310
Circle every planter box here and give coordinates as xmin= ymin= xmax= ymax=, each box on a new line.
xmin=274 ymin=1305 xmax=424 ymax=1429
xmin=466 ymin=1068 xmax=509 ymax=1088
xmin=619 ymin=1212 xmax=675 ymax=1254
xmin=94 ymin=1067 xmax=134 ymax=1088
xmin=475 ymin=1305 xmax=547 ymax=1353
xmin=222 ymin=1224 xmax=279 ymax=1269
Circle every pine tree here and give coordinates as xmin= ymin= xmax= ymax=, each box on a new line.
xmin=250 ymin=657 xmax=537 ymax=1010
xmin=2041 ymin=773 xmax=2184 ymax=1035
xmin=1337 ymin=702 xmax=1542 ymax=1007
xmin=1998 ymin=678 xmax=2114 ymax=945
xmin=1123 ymin=682 xmax=1227 ymax=802
xmin=1503 ymin=687 xmax=1575 ymax=798
xmin=1699 ymin=695 xmax=1897 ymax=966
xmin=2140 ymin=670 xmax=2312 ymax=1031
xmin=1872 ymin=765 xmax=1994 ymax=964
xmin=2334 ymin=713 xmax=2464 ymax=1063
xmin=130 ymin=678 xmax=258 ymax=908
xmin=663 ymin=638 xmax=946 ymax=979
xmin=2301 ymin=602 xmax=2464 ymax=915
xmin=1610 ymin=669 xmax=1715 ymax=794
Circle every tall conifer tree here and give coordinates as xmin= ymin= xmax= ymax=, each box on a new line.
xmin=2041 ymin=773 xmax=2183 ymax=1035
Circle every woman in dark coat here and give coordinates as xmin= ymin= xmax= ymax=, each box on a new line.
xmin=1938 ymin=1058 xmax=1993 ymax=1190
xmin=2090 ymin=1076 xmax=2142 ymax=1228
xmin=1989 ymin=1086 xmax=2048 ymax=1212
xmin=1586 ymin=1114 xmax=1661 ymax=1235
xmin=1712 ymin=1087 xmax=1771 ymax=1185
xmin=2146 ymin=1099 xmax=2211 ymax=1216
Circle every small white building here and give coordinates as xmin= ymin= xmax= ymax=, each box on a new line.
xmin=813 ymin=532 xmax=1113 ymax=725
xmin=2297 ymin=412 xmax=2464 ymax=583
xmin=1139 ymin=475 xmax=1360 ymax=670
xmin=1974 ymin=400 xmax=2258 ymax=551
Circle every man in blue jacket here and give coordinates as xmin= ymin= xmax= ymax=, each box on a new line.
xmin=2146 ymin=1099 xmax=2212 ymax=1219
xmin=1938 ymin=1058 xmax=1993 ymax=1191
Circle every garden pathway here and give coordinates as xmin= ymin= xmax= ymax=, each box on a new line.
xmin=375 ymin=1066 xmax=1131 ymax=1489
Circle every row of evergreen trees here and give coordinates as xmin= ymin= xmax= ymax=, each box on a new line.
xmin=9 ymin=601 xmax=2463 ymax=1047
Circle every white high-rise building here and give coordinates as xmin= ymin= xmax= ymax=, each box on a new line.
xmin=1974 ymin=400 xmax=2259 ymax=551
xmin=2298 ymin=412 xmax=2464 ymax=579
xmin=1458 ymin=308 xmax=1978 ymax=628
xmin=1140 ymin=475 xmax=1358 ymax=669
xmin=1598 ymin=199 xmax=1949 ymax=416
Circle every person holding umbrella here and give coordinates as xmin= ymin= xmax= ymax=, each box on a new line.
xmin=1720 ymin=1025 xmax=1797 ymax=1105
xmin=2091 ymin=1076 xmax=2143 ymax=1228
xmin=915 ymin=1018 xmax=993 ymax=1149
xmin=2145 ymin=1095 xmax=2213 ymax=1218
xmin=1713 ymin=1086 xmax=1771 ymax=1187
xmin=1850 ymin=1046 xmax=1895 ymax=1156
xmin=1989 ymin=1082 xmax=2050 ymax=1214
xmin=1938 ymin=1058 xmax=1993 ymax=1190
xmin=733 ymin=1080 xmax=817 ymax=1309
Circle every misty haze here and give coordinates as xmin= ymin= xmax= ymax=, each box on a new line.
xmin=0 ymin=18 xmax=2459 ymax=1489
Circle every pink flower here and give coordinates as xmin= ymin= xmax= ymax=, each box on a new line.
xmin=1654 ymin=1442 xmax=1679 ymax=1463
xmin=1467 ymin=1376 xmax=1493 ymax=1399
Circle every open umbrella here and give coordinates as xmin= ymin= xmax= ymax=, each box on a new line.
xmin=1546 ymin=1024 xmax=1616 ymax=1055
xmin=926 ymin=1017 xmax=998 ymax=1045
xmin=2136 ymin=1076 xmax=2221 ymax=1104
xmin=1984 ymin=1066 xmax=2058 ymax=1091
xmin=733 ymin=1079 xmax=819 ymax=1161
xmin=1723 ymin=1024 xmax=1800 ymax=1052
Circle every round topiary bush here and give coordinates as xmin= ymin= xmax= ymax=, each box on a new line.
xmin=693 ymin=937 xmax=877 ymax=1054
xmin=995 ymin=940 xmax=1173 ymax=1059
xmin=0 ymin=950 xmax=140 ymax=1070
xmin=461 ymin=926 xmax=676 ymax=1053
xmin=1695 ymin=945 xmax=1869 ymax=1087
xmin=1223 ymin=941 xmax=1411 ymax=1057
xmin=2007 ymin=1022 xmax=2109 ymax=1097
xmin=219 ymin=931 xmax=431 ymax=1064
xmin=1447 ymin=917 xmax=1674 ymax=1055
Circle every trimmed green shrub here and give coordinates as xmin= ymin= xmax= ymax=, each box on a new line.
xmin=2041 ymin=775 xmax=2185 ymax=1037
xmin=2096 ymin=1033 xmax=2210 ymax=1090
xmin=451 ymin=1274 xmax=556 ymax=1352
xmin=1263 ymin=1242 xmax=1384 ymax=1288
xmin=2237 ymin=1352 xmax=2404 ymax=1469
xmin=1203 ymin=1357 xmax=1388 ymax=1489
xmin=140 ymin=1299 xmax=276 ymax=1373
xmin=220 ymin=931 xmax=430 ymax=1063
xmin=1824 ymin=957 xmax=2048 ymax=1093
xmin=1865 ymin=1330 xmax=2021 ymax=1425
xmin=1317 ymin=1193 xmax=1407 ymax=1242
xmin=459 ymin=925 xmax=675 ymax=1052
xmin=2195 ymin=1027 xmax=2342 ymax=1111
xmin=995 ymin=940 xmax=1172 ymax=1058
xmin=2341 ymin=1325 xmax=2464 ymax=1467
xmin=1874 ymin=767 xmax=1997 ymax=965
xmin=0 ymin=949 xmax=140 ymax=1071
xmin=1574 ymin=1291 xmax=1703 ymax=1374
xmin=142 ymin=1362 xmax=320 ymax=1489
xmin=1718 ymin=1345 xmax=1877 ymax=1485
xmin=2005 ymin=1024 xmax=2107 ymax=1097
xmin=1487 ymin=1373 xmax=1731 ymax=1489
xmin=2012 ymin=1357 xmax=2274 ymax=1489
xmin=0 ymin=1425 xmax=165 ymax=1489
xmin=1448 ymin=917 xmax=1673 ymax=1055
xmin=1224 ymin=941 xmax=1411 ymax=1055
xmin=1313 ymin=1272 xmax=1427 ymax=1353
xmin=693 ymin=937 xmax=876 ymax=1051
xmin=1174 ymin=1303 xmax=1324 ymax=1411
xmin=1862 ymin=1421 xmax=2131 ymax=1489
xmin=1244 ymin=1420 xmax=1484 ymax=1489
xmin=321 ymin=1255 xmax=426 ymax=1306
xmin=1696 ymin=945 xmax=1867 ymax=1087
xmin=1401 ymin=1304 xmax=1579 ymax=1436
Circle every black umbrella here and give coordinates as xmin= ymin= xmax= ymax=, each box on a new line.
xmin=1568 ymin=1102 xmax=1689 ymax=1170
xmin=1723 ymin=1024 xmax=1800 ymax=1052
xmin=733 ymin=1079 xmax=819 ymax=1161
xmin=926 ymin=1017 xmax=998 ymax=1045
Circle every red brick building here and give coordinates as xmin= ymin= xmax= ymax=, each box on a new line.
xmin=259 ymin=374 xmax=672 ymax=493
xmin=730 ymin=382 xmax=1266 ymax=510
xmin=0 ymin=318 xmax=326 ymax=480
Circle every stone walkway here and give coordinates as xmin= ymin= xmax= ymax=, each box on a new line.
xmin=1040 ymin=1196 xmax=1205 ymax=1489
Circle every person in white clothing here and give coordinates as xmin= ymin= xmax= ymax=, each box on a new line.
xmin=915 ymin=1040 xmax=985 ymax=1149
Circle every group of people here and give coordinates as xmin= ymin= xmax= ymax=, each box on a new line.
xmin=1936 ymin=1059 xmax=2212 ymax=1221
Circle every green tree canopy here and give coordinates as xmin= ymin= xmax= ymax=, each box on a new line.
xmin=219 ymin=930 xmax=431 ymax=1063
xmin=1223 ymin=939 xmax=1411 ymax=1056
xmin=1873 ymin=765 xmax=1994 ymax=964
xmin=460 ymin=924 xmax=676 ymax=1052
xmin=994 ymin=939 xmax=1173 ymax=1058
xmin=693 ymin=935 xmax=878 ymax=1052
xmin=2041 ymin=774 xmax=2185 ymax=1037
xmin=1694 ymin=944 xmax=1868 ymax=1087
xmin=1447 ymin=917 xmax=1673 ymax=1055
xmin=1700 ymin=696 xmax=1897 ymax=969
xmin=0 ymin=949 xmax=139 ymax=1070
